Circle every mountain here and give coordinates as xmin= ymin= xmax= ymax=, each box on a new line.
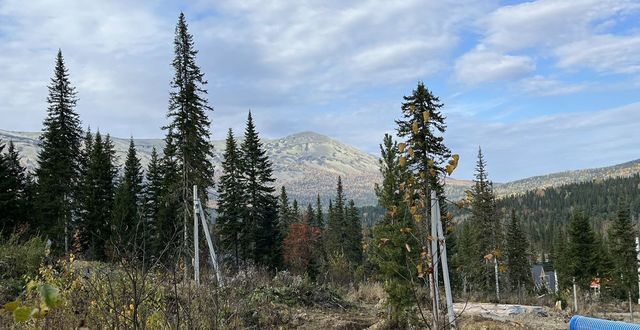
xmin=3 ymin=128 xmax=640 ymax=206
xmin=0 ymin=129 xmax=385 ymax=206
xmin=493 ymin=159 xmax=640 ymax=197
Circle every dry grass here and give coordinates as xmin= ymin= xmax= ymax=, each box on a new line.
xmin=346 ymin=281 xmax=385 ymax=304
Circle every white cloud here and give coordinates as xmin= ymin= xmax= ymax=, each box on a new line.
xmin=555 ymin=34 xmax=640 ymax=74
xmin=454 ymin=49 xmax=535 ymax=85
xmin=519 ymin=75 xmax=586 ymax=96
xmin=481 ymin=0 xmax=639 ymax=51
xmin=446 ymin=102 xmax=640 ymax=181
xmin=193 ymin=0 xmax=493 ymax=98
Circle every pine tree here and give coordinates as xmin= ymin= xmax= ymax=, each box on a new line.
xmin=292 ymin=199 xmax=300 ymax=223
xmin=453 ymin=222 xmax=476 ymax=294
xmin=325 ymin=176 xmax=347 ymax=257
xmin=144 ymin=147 xmax=164 ymax=257
xmin=608 ymin=198 xmax=636 ymax=299
xmin=0 ymin=141 xmax=30 ymax=234
xmin=240 ymin=112 xmax=280 ymax=267
xmin=112 ymin=139 xmax=144 ymax=248
xmin=278 ymin=186 xmax=292 ymax=233
xmin=35 ymin=50 xmax=82 ymax=252
xmin=567 ymin=212 xmax=598 ymax=288
xmin=505 ymin=210 xmax=531 ymax=293
xmin=551 ymin=229 xmax=569 ymax=289
xmin=164 ymin=13 xmax=215 ymax=265
xmin=304 ymin=203 xmax=314 ymax=224
xmin=314 ymin=194 xmax=324 ymax=228
xmin=468 ymin=147 xmax=500 ymax=292
xmin=216 ymin=129 xmax=245 ymax=268
xmin=79 ymin=132 xmax=117 ymax=260
xmin=395 ymin=82 xmax=451 ymax=221
xmin=370 ymin=133 xmax=415 ymax=324
xmin=74 ymin=130 xmax=93 ymax=253
xmin=346 ymin=199 xmax=363 ymax=266
xmin=157 ymin=132 xmax=182 ymax=259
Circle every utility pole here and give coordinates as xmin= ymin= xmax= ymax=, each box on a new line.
xmin=193 ymin=185 xmax=200 ymax=285
xmin=426 ymin=195 xmax=439 ymax=328
xmin=432 ymin=191 xmax=456 ymax=329
xmin=573 ymin=277 xmax=578 ymax=313
xmin=636 ymin=236 xmax=640 ymax=305
xmin=494 ymin=256 xmax=500 ymax=302
xmin=193 ymin=185 xmax=224 ymax=286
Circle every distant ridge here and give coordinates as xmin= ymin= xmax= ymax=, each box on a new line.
xmin=2 ymin=128 xmax=640 ymax=205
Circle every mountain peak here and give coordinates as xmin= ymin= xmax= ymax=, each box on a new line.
xmin=283 ymin=131 xmax=332 ymax=142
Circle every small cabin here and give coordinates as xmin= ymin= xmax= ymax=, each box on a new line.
xmin=531 ymin=262 xmax=557 ymax=293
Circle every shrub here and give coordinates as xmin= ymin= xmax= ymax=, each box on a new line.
xmin=0 ymin=233 xmax=46 ymax=300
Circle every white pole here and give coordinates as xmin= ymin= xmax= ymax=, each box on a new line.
xmin=573 ymin=277 xmax=578 ymax=313
xmin=433 ymin=192 xmax=456 ymax=329
xmin=193 ymin=185 xmax=200 ymax=285
xmin=426 ymin=197 xmax=438 ymax=328
xmin=197 ymin=198 xmax=224 ymax=287
xmin=430 ymin=192 xmax=440 ymax=313
xmin=635 ymin=237 xmax=640 ymax=304
xmin=494 ymin=256 xmax=500 ymax=302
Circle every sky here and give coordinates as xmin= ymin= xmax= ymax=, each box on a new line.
xmin=1 ymin=0 xmax=639 ymax=182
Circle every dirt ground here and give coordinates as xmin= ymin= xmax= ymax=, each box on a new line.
xmin=290 ymin=300 xmax=571 ymax=329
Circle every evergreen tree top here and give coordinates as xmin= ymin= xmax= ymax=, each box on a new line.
xmin=123 ymin=138 xmax=143 ymax=196
xmin=241 ymin=111 xmax=275 ymax=189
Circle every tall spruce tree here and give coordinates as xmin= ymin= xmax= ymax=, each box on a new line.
xmin=304 ymin=203 xmax=314 ymax=224
xmin=144 ymin=147 xmax=164 ymax=257
xmin=505 ymin=210 xmax=531 ymax=293
xmin=370 ymin=133 xmax=415 ymax=324
xmin=395 ymin=82 xmax=451 ymax=221
xmin=112 ymin=139 xmax=144 ymax=248
xmin=567 ymin=212 xmax=598 ymax=288
xmin=346 ymin=199 xmax=363 ymax=266
xmin=0 ymin=141 xmax=30 ymax=234
xmin=216 ymin=129 xmax=245 ymax=268
xmin=278 ymin=186 xmax=293 ymax=233
xmin=163 ymin=13 xmax=215 ymax=265
xmin=608 ymin=198 xmax=637 ymax=299
xmin=157 ymin=132 xmax=182 ymax=259
xmin=292 ymin=199 xmax=300 ymax=223
xmin=240 ymin=112 xmax=280 ymax=267
xmin=453 ymin=222 xmax=476 ymax=294
xmin=468 ymin=147 xmax=500 ymax=292
xmin=551 ymin=229 xmax=569 ymax=289
xmin=35 ymin=50 xmax=82 ymax=252
xmin=325 ymin=176 xmax=347 ymax=257
xmin=314 ymin=194 xmax=324 ymax=228
xmin=79 ymin=132 xmax=117 ymax=260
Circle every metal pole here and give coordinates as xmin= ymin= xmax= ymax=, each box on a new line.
xmin=573 ymin=277 xmax=578 ymax=313
xmin=434 ymin=192 xmax=456 ymax=329
xmin=635 ymin=237 xmax=640 ymax=304
xmin=494 ymin=256 xmax=500 ymax=302
xmin=426 ymin=198 xmax=438 ymax=328
xmin=630 ymin=291 xmax=634 ymax=322
xmin=430 ymin=192 xmax=440 ymax=313
xmin=197 ymin=197 xmax=224 ymax=287
xmin=193 ymin=185 xmax=200 ymax=285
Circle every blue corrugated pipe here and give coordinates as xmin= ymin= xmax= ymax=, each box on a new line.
xmin=569 ymin=315 xmax=640 ymax=330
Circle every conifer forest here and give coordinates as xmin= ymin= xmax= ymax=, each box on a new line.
xmin=1 ymin=6 xmax=640 ymax=330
